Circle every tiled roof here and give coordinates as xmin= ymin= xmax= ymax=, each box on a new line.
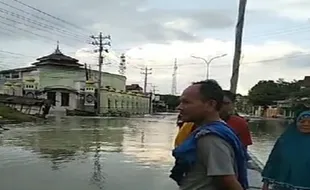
xmin=33 ymin=42 xmax=81 ymax=67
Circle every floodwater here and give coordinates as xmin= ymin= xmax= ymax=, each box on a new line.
xmin=0 ymin=114 xmax=286 ymax=190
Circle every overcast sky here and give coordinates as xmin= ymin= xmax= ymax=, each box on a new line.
xmin=0 ymin=0 xmax=310 ymax=95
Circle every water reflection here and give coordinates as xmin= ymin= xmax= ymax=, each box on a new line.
xmin=249 ymin=119 xmax=287 ymax=163
xmin=0 ymin=116 xmax=177 ymax=190
xmin=90 ymin=129 xmax=105 ymax=189
xmin=0 ymin=115 xmax=287 ymax=190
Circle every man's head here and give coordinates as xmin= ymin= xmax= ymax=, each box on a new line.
xmin=220 ymin=90 xmax=236 ymax=119
xmin=177 ymin=80 xmax=223 ymax=123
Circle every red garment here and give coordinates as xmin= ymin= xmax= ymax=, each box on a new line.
xmin=226 ymin=115 xmax=253 ymax=147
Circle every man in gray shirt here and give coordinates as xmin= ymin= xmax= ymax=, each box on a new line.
xmin=175 ymin=80 xmax=244 ymax=190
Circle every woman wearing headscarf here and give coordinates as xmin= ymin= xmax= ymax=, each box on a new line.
xmin=261 ymin=110 xmax=310 ymax=190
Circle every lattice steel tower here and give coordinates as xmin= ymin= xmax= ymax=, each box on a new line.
xmin=171 ymin=58 xmax=177 ymax=95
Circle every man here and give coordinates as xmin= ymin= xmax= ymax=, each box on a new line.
xmin=173 ymin=80 xmax=246 ymax=190
xmin=220 ymin=90 xmax=252 ymax=149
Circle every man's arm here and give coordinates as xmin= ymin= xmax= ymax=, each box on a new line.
xmin=197 ymin=135 xmax=243 ymax=190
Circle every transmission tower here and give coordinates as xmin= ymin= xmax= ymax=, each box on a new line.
xmin=171 ymin=58 xmax=178 ymax=95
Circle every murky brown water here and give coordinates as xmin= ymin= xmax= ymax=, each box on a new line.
xmin=0 ymin=114 xmax=287 ymax=190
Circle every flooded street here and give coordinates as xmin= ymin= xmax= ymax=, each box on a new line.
xmin=0 ymin=114 xmax=286 ymax=190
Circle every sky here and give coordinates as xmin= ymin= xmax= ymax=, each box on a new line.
xmin=0 ymin=0 xmax=310 ymax=95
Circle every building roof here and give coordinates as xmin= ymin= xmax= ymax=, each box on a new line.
xmin=32 ymin=42 xmax=82 ymax=67
xmin=126 ymin=84 xmax=143 ymax=91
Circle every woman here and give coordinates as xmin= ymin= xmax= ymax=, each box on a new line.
xmin=262 ymin=110 xmax=310 ymax=190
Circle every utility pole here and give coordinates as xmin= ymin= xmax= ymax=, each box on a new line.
xmin=171 ymin=58 xmax=177 ymax=95
xmin=151 ymin=84 xmax=158 ymax=94
xmin=141 ymin=67 xmax=152 ymax=93
xmin=90 ymin=32 xmax=111 ymax=114
xmin=230 ymin=0 xmax=247 ymax=94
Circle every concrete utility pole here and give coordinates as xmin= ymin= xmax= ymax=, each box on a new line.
xmin=230 ymin=0 xmax=247 ymax=94
xmin=171 ymin=58 xmax=178 ymax=95
xmin=90 ymin=32 xmax=111 ymax=114
xmin=141 ymin=67 xmax=152 ymax=93
xmin=191 ymin=54 xmax=227 ymax=79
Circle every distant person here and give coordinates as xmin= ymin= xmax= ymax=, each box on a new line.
xmin=261 ymin=110 xmax=310 ymax=190
xmin=170 ymin=80 xmax=248 ymax=190
xmin=220 ymin=90 xmax=253 ymax=149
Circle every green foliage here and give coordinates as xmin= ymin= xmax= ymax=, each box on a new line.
xmin=160 ymin=94 xmax=180 ymax=110
xmin=248 ymin=78 xmax=304 ymax=106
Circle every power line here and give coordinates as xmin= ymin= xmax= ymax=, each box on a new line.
xmin=0 ymin=49 xmax=35 ymax=57
xmin=9 ymin=0 xmax=89 ymax=34
xmin=127 ymin=51 xmax=310 ymax=70
xmin=0 ymin=12 xmax=84 ymax=46
xmin=0 ymin=7 xmax=87 ymax=42
xmin=0 ymin=0 xmax=88 ymax=39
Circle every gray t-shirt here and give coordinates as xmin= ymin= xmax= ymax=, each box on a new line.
xmin=179 ymin=134 xmax=237 ymax=190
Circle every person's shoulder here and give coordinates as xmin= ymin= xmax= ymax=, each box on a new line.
xmin=197 ymin=134 xmax=232 ymax=149
xmin=229 ymin=115 xmax=247 ymax=125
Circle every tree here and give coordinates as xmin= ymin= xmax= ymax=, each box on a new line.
xmin=160 ymin=94 xmax=180 ymax=110
xmin=248 ymin=79 xmax=302 ymax=106
xmin=248 ymin=80 xmax=281 ymax=106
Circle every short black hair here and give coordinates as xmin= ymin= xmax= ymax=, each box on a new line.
xmin=223 ymin=90 xmax=236 ymax=102
xmin=192 ymin=79 xmax=223 ymax=110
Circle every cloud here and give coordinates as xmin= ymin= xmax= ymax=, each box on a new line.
xmin=0 ymin=0 xmax=234 ymax=46
xmin=0 ymin=0 xmax=308 ymax=96
xmin=97 ymin=39 xmax=310 ymax=95
xmin=248 ymin=0 xmax=310 ymax=21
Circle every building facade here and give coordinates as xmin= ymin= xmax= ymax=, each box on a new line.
xmin=0 ymin=45 xmax=150 ymax=115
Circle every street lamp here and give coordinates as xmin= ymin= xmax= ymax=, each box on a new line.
xmin=191 ymin=53 xmax=227 ymax=79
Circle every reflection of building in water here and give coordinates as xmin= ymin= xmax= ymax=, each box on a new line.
xmin=122 ymin=119 xmax=177 ymax=166
xmin=4 ymin=118 xmax=127 ymax=169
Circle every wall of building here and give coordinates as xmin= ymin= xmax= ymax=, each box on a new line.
xmin=38 ymin=66 xmax=85 ymax=89
xmin=42 ymin=91 xmax=78 ymax=112
xmin=38 ymin=66 xmax=126 ymax=91
xmin=92 ymin=70 xmax=126 ymax=91
xmin=100 ymin=89 xmax=150 ymax=114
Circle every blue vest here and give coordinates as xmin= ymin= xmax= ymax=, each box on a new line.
xmin=170 ymin=121 xmax=248 ymax=189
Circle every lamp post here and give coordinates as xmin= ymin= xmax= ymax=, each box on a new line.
xmin=191 ymin=54 xmax=227 ymax=79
